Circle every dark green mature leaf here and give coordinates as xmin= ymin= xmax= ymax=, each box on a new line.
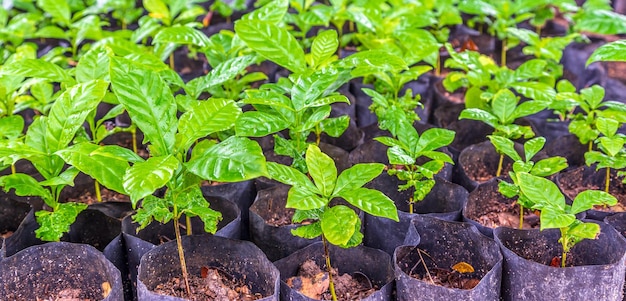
xmin=46 ymin=80 xmax=108 ymax=152
xmin=235 ymin=20 xmax=306 ymax=73
xmin=310 ymin=29 xmax=338 ymax=68
xmin=587 ymin=40 xmax=626 ymax=65
xmin=110 ymin=57 xmax=177 ymax=156
xmin=153 ymin=26 xmax=211 ymax=48
xmin=35 ymin=202 xmax=88 ymax=241
xmin=56 ymin=143 xmax=131 ymax=194
xmin=333 ymin=163 xmax=383 ymax=195
xmin=339 ymin=187 xmax=398 ymax=221
xmin=0 ymin=173 xmax=53 ymax=203
xmin=235 ymin=111 xmax=290 ymax=137
xmin=286 ymin=186 xmax=327 ymax=210
xmin=518 ymin=172 xmax=565 ymax=210
xmin=267 ymin=162 xmax=318 ymax=194
xmin=291 ymin=222 xmax=322 ymax=239
xmin=76 ymin=47 xmax=112 ymax=83
xmin=321 ymin=205 xmax=358 ymax=246
xmin=186 ymin=136 xmax=267 ymax=182
xmin=177 ymin=99 xmax=240 ymax=151
xmin=571 ymin=190 xmax=617 ymax=215
xmin=306 ymin=144 xmax=336 ymax=196
xmin=489 ymin=135 xmax=521 ymax=161
xmin=1 ymin=59 xmax=74 ymax=85
xmin=123 ymin=155 xmax=178 ymax=206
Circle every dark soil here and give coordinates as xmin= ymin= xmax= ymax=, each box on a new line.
xmin=67 ymin=186 xmax=130 ymax=205
xmin=263 ymin=200 xmax=295 ymax=227
xmin=36 ymin=288 xmax=92 ymax=301
xmin=558 ymin=167 xmax=626 ymax=213
xmin=286 ymin=259 xmax=377 ymax=300
xmin=153 ymin=267 xmax=262 ymax=301
xmin=403 ymin=248 xmax=481 ymax=290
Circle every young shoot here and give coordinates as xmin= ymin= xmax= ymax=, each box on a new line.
xmin=584 ymin=117 xmax=626 ymax=193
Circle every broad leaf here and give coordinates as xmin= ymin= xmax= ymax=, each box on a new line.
xmin=286 ymin=186 xmax=327 ymax=210
xmin=310 ymin=29 xmax=338 ymax=68
xmin=186 ymin=136 xmax=267 ymax=182
xmin=266 ymin=162 xmax=318 ymax=194
xmin=321 ymin=205 xmax=358 ymax=246
xmin=570 ymin=190 xmax=617 ymax=215
xmin=35 ymin=202 xmax=88 ymax=241
xmin=306 ymin=144 xmax=337 ymax=196
xmin=36 ymin=0 xmax=70 ymax=26
xmin=530 ymin=157 xmax=568 ymax=177
xmin=76 ymin=47 xmax=111 ymax=83
xmin=1 ymin=58 xmax=74 ymax=85
xmin=518 ymin=172 xmax=565 ymax=210
xmin=0 ymin=173 xmax=53 ymax=203
xmin=489 ymin=135 xmax=521 ymax=161
xmin=133 ymin=195 xmax=174 ymax=230
xmin=333 ymin=163 xmax=384 ymax=195
xmin=587 ymin=40 xmax=626 ymax=65
xmin=291 ymin=222 xmax=322 ymax=239
xmin=492 ymin=89 xmax=517 ymax=124
xmin=235 ymin=111 xmax=290 ymax=137
xmin=177 ymin=98 xmax=240 ymax=151
xmin=339 ymin=187 xmax=398 ymax=221
xmin=414 ymin=128 xmax=455 ymax=154
xmin=524 ymin=137 xmax=545 ymax=161
xmin=539 ymin=207 xmax=576 ymax=230
xmin=153 ymin=26 xmax=211 ymax=48
xmin=123 ymin=155 xmax=178 ymax=206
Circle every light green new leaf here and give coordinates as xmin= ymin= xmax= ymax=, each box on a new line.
xmin=243 ymin=0 xmax=288 ymax=24
xmin=186 ymin=136 xmax=267 ymax=182
xmin=333 ymin=163 xmax=384 ymax=195
xmin=0 ymin=115 xmax=24 ymax=139
xmin=571 ymin=190 xmax=617 ymax=215
xmin=291 ymin=70 xmax=340 ymax=111
xmin=387 ymin=146 xmax=415 ymax=165
xmin=587 ymin=40 xmax=626 ymax=65
xmin=489 ymin=135 xmax=522 ymax=161
xmin=539 ymin=207 xmax=576 ymax=230
xmin=530 ymin=157 xmax=568 ymax=177
xmin=37 ymin=0 xmax=71 ymax=26
xmin=235 ymin=20 xmax=306 ymax=73
xmin=510 ymin=82 xmax=556 ymax=102
xmin=291 ymin=222 xmax=323 ymax=239
xmin=518 ymin=172 xmax=565 ymax=210
xmin=339 ymin=187 xmax=398 ymax=221
xmin=286 ymin=186 xmax=327 ymax=210
xmin=76 ymin=47 xmax=111 ymax=83
xmin=414 ymin=128 xmax=455 ymax=154
xmin=267 ymin=162 xmax=319 ymax=194
xmin=0 ymin=173 xmax=53 ymax=203
xmin=310 ymin=30 xmax=338 ymax=68
xmin=38 ymin=167 xmax=79 ymax=187
xmin=306 ymin=144 xmax=337 ymax=196
xmin=133 ymin=195 xmax=174 ymax=230
xmin=235 ymin=111 xmax=290 ymax=137
xmin=56 ymin=143 xmax=131 ymax=194
xmin=46 ymin=80 xmax=108 ymax=152
xmin=35 ymin=202 xmax=88 ymax=241
xmin=177 ymin=98 xmax=240 ymax=151
xmin=492 ymin=89 xmax=517 ymax=124
xmin=524 ymin=137 xmax=546 ymax=162
xmin=110 ymin=57 xmax=177 ymax=156
xmin=153 ymin=26 xmax=211 ymax=48
xmin=1 ymin=58 xmax=74 ymax=85
xmin=123 ymin=155 xmax=178 ymax=206
xmin=144 ymin=0 xmax=171 ymax=23
xmin=321 ymin=205 xmax=359 ymax=246
xmin=196 ymin=55 xmax=256 ymax=96
xmin=568 ymin=222 xmax=600 ymax=240
xmin=319 ymin=116 xmax=349 ymax=138
xmin=459 ymin=108 xmax=497 ymax=128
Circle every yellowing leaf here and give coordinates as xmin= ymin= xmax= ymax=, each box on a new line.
xmin=452 ymin=262 xmax=475 ymax=273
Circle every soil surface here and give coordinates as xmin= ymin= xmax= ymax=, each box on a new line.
xmin=286 ymin=259 xmax=377 ymax=300
xmin=558 ymin=167 xmax=626 ymax=213
xmin=153 ymin=267 xmax=262 ymax=301
xmin=36 ymin=288 xmax=91 ymax=301
xmin=403 ymin=249 xmax=481 ymax=290
xmin=67 ymin=187 xmax=130 ymax=205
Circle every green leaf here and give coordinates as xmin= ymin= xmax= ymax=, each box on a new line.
xmin=321 ymin=205 xmax=358 ymax=246
xmin=76 ymin=47 xmax=111 ymax=83
xmin=38 ymin=167 xmax=79 ymax=187
xmin=575 ymin=10 xmax=626 ymax=35
xmin=319 ymin=116 xmax=349 ymax=138
xmin=35 ymin=202 xmax=88 ymax=241
xmin=235 ymin=111 xmax=290 ymax=137
xmin=567 ymin=222 xmax=600 ymax=240
xmin=459 ymin=108 xmax=497 ymax=128
xmin=37 ymin=0 xmax=70 ymax=26
xmin=133 ymin=195 xmax=174 ymax=230
xmin=192 ymin=55 xmax=256 ymax=97
xmin=510 ymin=82 xmax=556 ymax=102
xmin=234 ymin=19 xmax=306 ymax=73
xmin=489 ymin=135 xmax=522 ymax=161
xmin=0 ymin=115 xmax=24 ymax=139
xmin=186 ymin=136 xmax=267 ymax=182
xmin=596 ymin=117 xmax=619 ymax=137
xmin=499 ymin=180 xmax=520 ymax=198
xmin=181 ymin=188 xmax=222 ymax=234
xmin=110 ymin=57 xmax=177 ymax=156
xmin=306 ymin=144 xmax=337 ymax=196
xmin=518 ymin=172 xmax=565 ymax=210
xmin=587 ymin=40 xmax=626 ymax=65
xmin=339 ymin=187 xmax=398 ymax=221
xmin=539 ymin=207 xmax=576 ymax=230
xmin=571 ymin=190 xmax=617 ymax=215
xmin=387 ymin=146 xmax=415 ymax=165
xmin=153 ymin=26 xmax=211 ymax=48
xmin=144 ymin=0 xmax=171 ymax=23
xmin=414 ymin=128 xmax=455 ymax=154
xmin=176 ymin=99 xmax=240 ymax=151
xmin=292 ymin=222 xmax=323 ymax=239
xmin=333 ymin=163 xmax=384 ymax=196
xmin=339 ymin=218 xmax=363 ymax=248
xmin=123 ymin=155 xmax=178 ymax=206
xmin=531 ymin=157 xmax=568 ymax=177
xmin=291 ymin=70 xmax=340 ymax=111
xmin=286 ymin=186 xmax=327 ymax=210
xmin=266 ymin=162 xmax=318 ymax=194
xmin=56 ymin=143 xmax=131 ymax=194
xmin=1 ymin=58 xmax=74 ymax=85
xmin=492 ymin=89 xmax=518 ymax=124
xmin=243 ymin=0 xmax=288 ymax=24
xmin=0 ymin=173 xmax=53 ymax=203
xmin=310 ymin=29 xmax=338 ymax=68
xmin=523 ymin=137 xmax=546 ymax=161
xmin=46 ymin=80 xmax=108 ymax=152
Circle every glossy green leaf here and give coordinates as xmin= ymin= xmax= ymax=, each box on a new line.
xmin=489 ymin=135 xmax=521 ymax=161
xmin=286 ymin=186 xmax=327 ymax=210
xmin=597 ymin=117 xmax=619 ymax=137
xmin=123 ymin=155 xmax=178 ymax=206
xmin=530 ymin=157 xmax=568 ymax=177
xmin=492 ymin=89 xmax=517 ymax=124
xmin=37 ymin=0 xmax=70 ymax=26
xmin=46 ymin=80 xmax=108 ymax=152
xmin=587 ymin=40 xmax=626 ymax=65
xmin=56 ymin=143 xmax=131 ymax=194
xmin=339 ymin=187 xmax=398 ymax=221
xmin=306 ymin=144 xmax=337 ymax=196
xmin=517 ymin=172 xmax=565 ymax=210
xmin=76 ymin=47 xmax=111 ymax=83
xmin=310 ymin=29 xmax=338 ymax=68
xmin=1 ymin=58 xmax=74 ymax=85
xmin=571 ymin=190 xmax=617 ymax=215
xmin=523 ymin=137 xmax=545 ymax=162
xmin=243 ymin=0 xmax=288 ymax=24
xmin=297 ymin=105 xmax=331 ymax=133
xmin=339 ymin=218 xmax=363 ymax=248
xmin=177 ymin=99 xmax=240 ymax=151
xmin=291 ymin=222 xmax=322 ymax=239
xmin=414 ymin=128 xmax=455 ymax=154
xmin=510 ymin=82 xmax=556 ymax=101
xmin=144 ymin=0 xmax=171 ymax=23
xmin=333 ymin=163 xmax=384 ymax=195
xmin=35 ymin=202 xmax=88 ymax=241
xmin=153 ymin=26 xmax=211 ymax=48
xmin=133 ymin=195 xmax=174 ymax=230
xmin=180 ymin=188 xmax=222 ymax=234
xmin=291 ymin=70 xmax=340 ymax=111
xmin=186 ymin=136 xmax=267 ymax=182
xmin=387 ymin=146 xmax=415 ymax=165
xmin=319 ymin=116 xmax=349 ymax=138
xmin=459 ymin=108 xmax=497 ymax=128
xmin=575 ymin=10 xmax=626 ymax=35
xmin=267 ymin=162 xmax=318 ymax=194
xmin=193 ymin=55 xmax=256 ymax=97
xmin=235 ymin=20 xmax=306 ymax=73
xmin=110 ymin=57 xmax=177 ymax=156
xmin=0 ymin=173 xmax=53 ymax=203
xmin=38 ymin=167 xmax=79 ymax=187
xmin=0 ymin=115 xmax=24 ymax=139
xmin=321 ymin=205 xmax=358 ymax=246
xmin=567 ymin=222 xmax=600 ymax=240
xmin=235 ymin=111 xmax=290 ymax=137
xmin=539 ymin=207 xmax=576 ymax=230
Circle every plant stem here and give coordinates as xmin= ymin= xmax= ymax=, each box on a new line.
xmin=10 ymin=164 xmax=15 ymax=175
xmin=94 ymin=180 xmax=102 ymax=203
xmin=588 ymin=141 xmax=593 ymax=152
xmin=501 ymin=39 xmax=507 ymax=67
xmin=561 ymin=251 xmax=567 ymax=268
xmin=169 ymin=53 xmax=175 ymax=70
xmin=496 ymin=153 xmax=504 ymax=177
xmin=131 ymin=128 xmax=138 ymax=154
xmin=435 ymin=51 xmax=441 ymax=77
xmin=173 ymin=206 xmax=191 ymax=297
xmin=186 ymin=215 xmax=192 ymax=236
xmin=409 ymin=196 xmax=414 ymax=214
xmin=322 ymin=235 xmax=338 ymax=301
xmin=560 ymin=228 xmax=567 ymax=268
xmin=518 ymin=205 xmax=524 ymax=230
xmin=605 ymin=167 xmax=611 ymax=193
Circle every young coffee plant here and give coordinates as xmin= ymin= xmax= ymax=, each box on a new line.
xmin=375 ymin=120 xmax=455 ymax=214
xmin=584 ymin=117 xmax=626 ymax=193
xmin=267 ymin=144 xmax=398 ymax=301
xmin=517 ymin=171 xmax=617 ymax=267
xmin=489 ymin=135 xmax=568 ymax=229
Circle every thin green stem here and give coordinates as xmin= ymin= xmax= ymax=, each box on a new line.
xmin=561 ymin=251 xmax=567 ymax=268
xmin=518 ymin=205 xmax=524 ymax=230
xmin=131 ymin=128 xmax=138 ymax=154
xmin=322 ymin=235 xmax=338 ymax=301
xmin=10 ymin=164 xmax=15 ymax=175
xmin=435 ymin=51 xmax=441 ymax=77
xmin=169 ymin=53 xmax=175 ymax=70
xmin=605 ymin=167 xmax=611 ymax=193
xmin=186 ymin=215 xmax=192 ymax=236
xmin=173 ymin=205 xmax=191 ymax=297
xmin=496 ymin=154 xmax=504 ymax=177
xmin=560 ymin=228 xmax=568 ymax=268
xmin=409 ymin=196 xmax=414 ymax=215
xmin=588 ymin=141 xmax=593 ymax=152
xmin=94 ymin=180 xmax=102 ymax=203
xmin=501 ymin=38 xmax=507 ymax=67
